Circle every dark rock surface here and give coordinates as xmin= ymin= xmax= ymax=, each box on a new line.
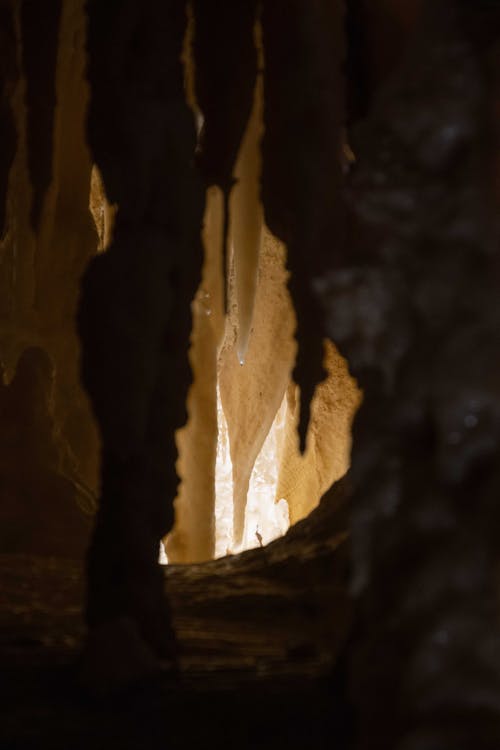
xmin=314 ymin=2 xmax=500 ymax=747
xmin=0 ymin=486 xmax=352 ymax=749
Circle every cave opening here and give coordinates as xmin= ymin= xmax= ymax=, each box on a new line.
xmin=89 ymin=164 xmax=360 ymax=567
xmin=161 ymin=222 xmax=361 ymax=563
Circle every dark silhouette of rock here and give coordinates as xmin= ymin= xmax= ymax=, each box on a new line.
xmin=314 ymin=3 xmax=500 ymax=747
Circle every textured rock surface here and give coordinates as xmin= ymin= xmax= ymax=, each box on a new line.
xmin=218 ymin=234 xmax=297 ymax=547
xmin=315 ymin=2 xmax=500 ymax=747
xmin=0 ymin=479 xmax=351 ymax=687
xmin=0 ymin=501 xmax=352 ymax=748
xmin=345 ymin=0 xmax=424 ymax=123
xmin=277 ymin=341 xmax=361 ymax=525
xmin=0 ymin=0 xmax=99 ymax=557
xmin=1 ymin=549 xmax=350 ymax=750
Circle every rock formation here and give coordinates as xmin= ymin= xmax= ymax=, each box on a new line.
xmin=0 ymin=0 xmax=98 ymax=557
xmin=0 ymin=1 xmax=499 ymax=746
xmin=315 ymin=2 xmax=500 ymax=746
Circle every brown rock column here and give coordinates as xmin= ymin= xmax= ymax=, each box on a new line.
xmin=78 ymin=0 xmax=204 ymax=667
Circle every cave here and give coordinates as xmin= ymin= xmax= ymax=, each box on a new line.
xmin=1 ymin=1 xmax=500 ymax=748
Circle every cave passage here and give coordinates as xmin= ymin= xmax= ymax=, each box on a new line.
xmin=1 ymin=2 xmax=500 ymax=747
xmin=163 ymin=223 xmax=360 ymax=564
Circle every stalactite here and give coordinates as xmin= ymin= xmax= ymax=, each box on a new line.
xmin=0 ymin=0 xmax=99 ymax=547
xmin=0 ymin=0 xmax=36 ymax=339
xmin=20 ymin=0 xmax=62 ymax=230
xmin=344 ymin=0 xmax=370 ymax=125
xmin=35 ymin=0 xmax=99 ymax=494
xmin=261 ymin=0 xmax=345 ymax=451
xmin=0 ymin=0 xmax=17 ymax=236
xmin=191 ymin=0 xmax=259 ymax=317
xmin=191 ymin=0 xmax=258 ymax=192
xmin=230 ymin=41 xmax=263 ymax=366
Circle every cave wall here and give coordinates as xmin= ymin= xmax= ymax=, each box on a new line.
xmin=0 ymin=0 xmax=99 ymax=557
xmin=76 ymin=0 xmax=358 ymax=679
xmin=0 ymin=0 xmax=358 ymax=585
xmin=315 ymin=2 xmax=500 ymax=746
xmin=167 ymin=2 xmax=359 ymax=563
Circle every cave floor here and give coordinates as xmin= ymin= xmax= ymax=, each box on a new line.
xmin=1 ymin=552 xmax=352 ymax=750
